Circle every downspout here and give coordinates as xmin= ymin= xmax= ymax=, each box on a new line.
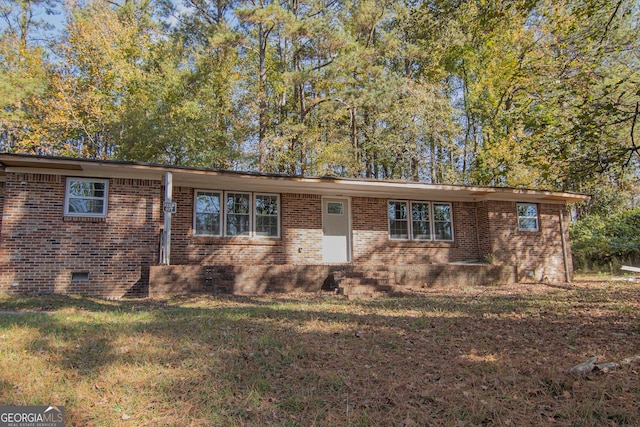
xmin=474 ymin=205 xmax=481 ymax=260
xmin=559 ymin=208 xmax=571 ymax=283
xmin=162 ymin=172 xmax=173 ymax=265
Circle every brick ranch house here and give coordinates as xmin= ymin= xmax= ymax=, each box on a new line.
xmin=0 ymin=153 xmax=588 ymax=298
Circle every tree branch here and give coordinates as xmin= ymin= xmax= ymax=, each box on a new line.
xmin=599 ymin=0 xmax=623 ymax=44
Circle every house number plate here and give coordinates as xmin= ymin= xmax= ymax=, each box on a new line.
xmin=163 ymin=201 xmax=177 ymax=213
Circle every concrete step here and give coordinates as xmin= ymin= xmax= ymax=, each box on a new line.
xmin=345 ymin=291 xmax=387 ymax=300
xmin=337 ymin=282 xmax=395 ymax=299
xmin=330 ymin=267 xmax=397 ymax=299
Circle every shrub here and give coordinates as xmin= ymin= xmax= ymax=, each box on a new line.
xmin=570 ymin=207 xmax=640 ymax=272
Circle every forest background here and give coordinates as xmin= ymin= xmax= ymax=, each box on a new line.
xmin=1 ymin=0 xmax=639 ymax=270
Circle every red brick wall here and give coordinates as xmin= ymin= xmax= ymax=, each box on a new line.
xmin=281 ymin=194 xmax=323 ymax=263
xmin=481 ymin=201 xmax=571 ymax=282
xmin=0 ymin=182 xmax=4 ymax=233
xmin=170 ymin=190 xmax=325 ymax=265
xmin=351 ymin=198 xmax=482 ymax=264
xmin=0 ymin=170 xmax=574 ymax=297
xmin=475 ymin=201 xmax=492 ymax=261
xmin=0 ymin=173 xmax=161 ymax=297
xmin=170 ymin=194 xmax=496 ymax=267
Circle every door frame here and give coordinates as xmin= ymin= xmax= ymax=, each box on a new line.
xmin=321 ymin=196 xmax=352 ymax=263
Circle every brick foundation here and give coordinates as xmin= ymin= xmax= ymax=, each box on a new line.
xmin=149 ymin=263 xmax=516 ymax=295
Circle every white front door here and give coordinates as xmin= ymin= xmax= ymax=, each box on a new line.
xmin=322 ymin=198 xmax=351 ymax=263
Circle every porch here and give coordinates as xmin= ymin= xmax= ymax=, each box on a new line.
xmin=149 ymin=262 xmax=516 ymax=296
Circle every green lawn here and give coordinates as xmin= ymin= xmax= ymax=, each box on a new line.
xmin=0 ymin=281 xmax=639 ymax=426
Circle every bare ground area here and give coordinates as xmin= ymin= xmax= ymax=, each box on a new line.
xmin=0 ymin=278 xmax=639 ymax=426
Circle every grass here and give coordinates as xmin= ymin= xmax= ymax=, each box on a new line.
xmin=0 ymin=280 xmax=639 ymax=426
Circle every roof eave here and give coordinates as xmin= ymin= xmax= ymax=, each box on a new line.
xmin=0 ymin=153 xmax=590 ymax=204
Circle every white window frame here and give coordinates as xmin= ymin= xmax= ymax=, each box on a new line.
xmin=64 ymin=177 xmax=109 ymax=218
xmin=193 ymin=190 xmax=222 ymax=236
xmin=192 ymin=190 xmax=281 ymax=238
xmin=432 ymin=202 xmax=454 ymax=241
xmin=388 ymin=200 xmax=410 ymax=240
xmin=411 ymin=201 xmax=432 ymax=241
xmin=388 ymin=200 xmax=454 ymax=242
xmin=517 ymin=202 xmax=539 ymax=232
xmin=254 ymin=193 xmax=280 ymax=238
xmin=224 ymin=191 xmax=252 ymax=237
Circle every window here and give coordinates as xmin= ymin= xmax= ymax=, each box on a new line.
xmin=411 ymin=202 xmax=431 ymax=240
xmin=433 ymin=203 xmax=453 ymax=240
xmin=388 ymin=200 xmax=453 ymax=241
xmin=193 ymin=191 xmax=280 ymax=238
xmin=194 ymin=191 xmax=221 ymax=236
xmin=255 ymin=194 xmax=279 ymax=237
xmin=65 ymin=178 xmax=108 ymax=217
xmin=327 ymin=202 xmax=344 ymax=215
xmin=226 ymin=192 xmax=251 ymax=236
xmin=517 ymin=203 xmax=539 ymax=231
xmin=71 ymin=272 xmax=90 ymax=282
xmin=388 ymin=201 xmax=409 ymax=240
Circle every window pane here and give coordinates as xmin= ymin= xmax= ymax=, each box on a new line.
xmin=194 ymin=192 xmax=221 ymax=235
xmin=518 ymin=218 xmax=538 ymax=231
xmin=388 ymin=201 xmax=409 ymax=239
xmin=196 ymin=192 xmax=220 ymax=214
xmin=435 ymin=222 xmax=452 ymax=240
xmin=256 ymin=216 xmax=278 ymax=237
xmin=196 ymin=213 xmax=220 ymax=235
xmin=411 ymin=203 xmax=429 ymax=221
xmin=92 ymin=182 xmax=105 ymax=198
xmin=68 ymin=180 xmax=104 ymax=197
xmin=433 ymin=203 xmax=452 ymax=240
xmin=84 ymin=199 xmax=104 ymax=214
xmin=327 ymin=202 xmax=343 ymax=214
xmin=413 ymin=220 xmax=431 ymax=240
xmin=517 ymin=203 xmax=537 ymax=217
xmin=255 ymin=194 xmax=279 ymax=237
xmin=433 ymin=203 xmax=451 ymax=221
xmin=390 ymin=220 xmax=409 ymax=239
xmin=256 ymin=195 xmax=278 ymax=216
xmin=227 ymin=214 xmax=250 ymax=236
xmin=388 ymin=201 xmax=407 ymax=220
xmin=69 ymin=181 xmax=91 ymax=197
xmin=227 ymin=193 xmax=250 ymax=214
xmin=412 ymin=202 xmax=431 ymax=240
xmin=225 ymin=193 xmax=250 ymax=236
xmin=68 ymin=198 xmax=104 ymax=214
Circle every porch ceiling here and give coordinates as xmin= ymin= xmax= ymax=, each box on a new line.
xmin=0 ymin=153 xmax=589 ymax=204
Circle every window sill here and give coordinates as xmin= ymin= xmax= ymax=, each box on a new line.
xmin=63 ymin=216 xmax=107 ymax=223
xmin=191 ymin=236 xmax=282 ymax=246
xmin=387 ymin=240 xmax=457 ymax=248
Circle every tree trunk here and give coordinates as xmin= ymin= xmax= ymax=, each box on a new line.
xmin=258 ymin=22 xmax=268 ymax=172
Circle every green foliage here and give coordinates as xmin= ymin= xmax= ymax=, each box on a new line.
xmin=570 ymin=207 xmax=640 ymax=271
xmin=0 ymin=0 xmax=637 ymax=201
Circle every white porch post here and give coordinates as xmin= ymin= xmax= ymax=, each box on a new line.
xmin=162 ymin=172 xmax=173 ymax=265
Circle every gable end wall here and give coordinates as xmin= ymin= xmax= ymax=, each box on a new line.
xmin=0 ymin=172 xmax=161 ymax=297
xmin=482 ymin=201 xmax=572 ymax=282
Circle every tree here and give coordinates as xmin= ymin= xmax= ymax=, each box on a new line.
xmin=0 ymin=0 xmax=59 ymax=152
